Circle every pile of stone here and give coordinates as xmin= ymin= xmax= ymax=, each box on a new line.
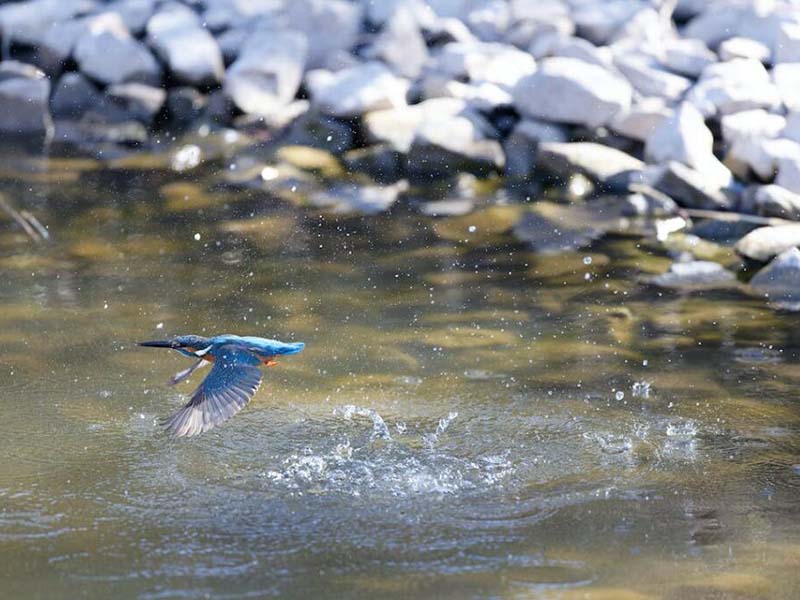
xmin=2 ymin=0 xmax=800 ymax=299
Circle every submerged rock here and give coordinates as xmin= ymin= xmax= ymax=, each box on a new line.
xmin=651 ymin=260 xmax=737 ymax=289
xmin=535 ymin=142 xmax=643 ymax=190
xmin=503 ymin=118 xmax=569 ymax=178
xmin=750 ymin=247 xmax=800 ymax=304
xmin=0 ymin=61 xmax=52 ymax=137
xmin=513 ymin=57 xmax=632 ymax=128
xmin=735 ymin=224 xmax=800 ymax=262
xmin=308 ymin=180 xmax=408 ymax=215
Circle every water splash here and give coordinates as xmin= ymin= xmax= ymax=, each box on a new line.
xmin=333 ymin=405 xmax=391 ymax=440
xmin=631 ymin=381 xmax=652 ymax=399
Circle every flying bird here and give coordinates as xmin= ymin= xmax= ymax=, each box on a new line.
xmin=139 ymin=334 xmax=305 ymax=437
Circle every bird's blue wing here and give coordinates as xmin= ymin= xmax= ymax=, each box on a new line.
xmin=162 ymin=346 xmax=262 ymax=438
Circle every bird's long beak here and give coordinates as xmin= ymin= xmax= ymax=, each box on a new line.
xmin=138 ymin=340 xmax=177 ymax=348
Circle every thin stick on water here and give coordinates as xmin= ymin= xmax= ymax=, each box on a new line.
xmin=0 ymin=195 xmax=42 ymax=242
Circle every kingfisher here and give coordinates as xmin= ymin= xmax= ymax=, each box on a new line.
xmin=139 ymin=334 xmax=305 ymax=438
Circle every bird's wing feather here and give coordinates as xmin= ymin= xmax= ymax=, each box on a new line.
xmin=168 ymin=358 xmax=211 ymax=386
xmin=162 ymin=346 xmax=262 ymax=438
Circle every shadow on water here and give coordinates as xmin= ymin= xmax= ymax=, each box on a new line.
xmin=0 ymin=145 xmax=798 ymax=599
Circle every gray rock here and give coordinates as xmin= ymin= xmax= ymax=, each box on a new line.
xmin=773 ymin=63 xmax=800 ymax=112
xmin=735 ymin=224 xmax=800 ymax=262
xmin=785 ymin=112 xmax=800 ymax=144
xmin=513 ymin=207 xmax=602 ymax=253
xmin=513 ymin=57 xmax=632 ymax=128
xmin=777 ymin=154 xmax=800 ymax=194
xmin=363 ymin=97 xmax=466 ymax=152
xmin=74 ymin=20 xmax=161 ymax=85
xmin=645 ymin=102 xmax=732 ymax=186
xmin=622 ymin=192 xmax=679 ymax=217
xmin=32 ymin=19 xmax=86 ymax=74
xmin=0 ymin=61 xmax=52 ymax=137
xmin=283 ymin=109 xmax=356 ymax=154
xmin=753 ymin=184 xmax=800 ymax=220
xmin=0 ymin=0 xmax=90 ymax=47
xmin=284 ymin=0 xmax=362 ymax=69
xmin=718 ymin=36 xmax=771 ymax=62
xmin=571 ymin=0 xmax=642 ymax=45
xmin=652 ymin=260 xmax=737 ymax=289
xmin=50 ymin=72 xmax=101 ymax=119
xmin=687 ymin=58 xmax=781 ymax=117
xmin=107 ymin=0 xmax=159 ymax=35
xmin=215 ymin=27 xmax=248 ymax=64
xmin=365 ymin=6 xmax=428 ymax=79
xmin=775 ymin=22 xmax=800 ymax=64
xmin=551 ymin=36 xmax=612 ymax=68
xmin=503 ymin=118 xmax=569 ymax=178
xmin=610 ymin=98 xmax=672 ymax=142
xmin=224 ymin=30 xmax=307 ymax=117
xmin=535 ymin=142 xmax=644 ymax=189
xmin=464 ymin=0 xmax=510 ymax=42
xmin=661 ymin=38 xmax=717 ymax=78
xmin=309 ymin=62 xmax=409 ymax=118
xmin=653 ymin=161 xmax=734 ymax=210
xmin=614 ymin=55 xmax=692 ymax=102
xmin=165 ymin=87 xmax=206 ymax=130
xmin=342 ymin=145 xmax=404 ymax=183
xmin=146 ymin=8 xmax=224 ymax=86
xmin=683 ymin=2 xmax=788 ymax=55
xmin=750 ymin=247 xmax=800 ymax=303
xmin=103 ymin=82 xmax=166 ymax=125
xmin=406 ymin=112 xmax=504 ymax=180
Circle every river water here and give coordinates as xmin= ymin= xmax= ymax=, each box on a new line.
xmin=0 ymin=144 xmax=798 ymax=599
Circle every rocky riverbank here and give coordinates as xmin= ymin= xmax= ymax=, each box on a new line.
xmin=2 ymin=0 xmax=800 ymax=305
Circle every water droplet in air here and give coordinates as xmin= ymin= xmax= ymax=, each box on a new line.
xmin=583 ymin=256 xmax=592 ymax=265
xmin=467 ymin=225 xmax=477 ymax=233
xmin=615 ymin=390 xmax=625 ymax=401
xmin=193 ymin=233 xmax=201 ymax=241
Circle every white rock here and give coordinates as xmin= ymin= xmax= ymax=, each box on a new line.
xmin=718 ymin=36 xmax=771 ymax=62
xmin=736 ymin=224 xmax=800 ymax=262
xmin=646 ymin=102 xmax=731 ymax=186
xmin=434 ymin=80 xmax=513 ymax=111
xmin=614 ymin=55 xmax=692 ymax=102
xmin=773 ymin=63 xmax=800 ymax=112
xmin=147 ymin=10 xmax=224 ymax=86
xmin=753 ymin=185 xmax=800 ymax=220
xmin=777 ymin=154 xmax=800 ymax=194
xmin=611 ymin=98 xmax=672 ymax=142
xmin=784 ymin=112 xmax=800 ymax=143
xmin=284 ymin=0 xmax=362 ymax=69
xmin=363 ymin=97 xmax=466 ymax=152
xmin=721 ymin=109 xmax=786 ymax=145
xmin=74 ymin=19 xmax=161 ymax=85
xmin=551 ymin=36 xmax=612 ymax=68
xmin=536 ymin=141 xmax=644 ymax=184
xmin=750 ymin=247 xmax=800 ymax=303
xmin=661 ymin=38 xmax=717 ymax=78
xmin=427 ymin=41 xmax=536 ymax=88
xmin=571 ymin=0 xmax=643 ymax=45
xmin=729 ymin=137 xmax=800 ymax=180
xmin=224 ymin=30 xmax=307 ymax=116
xmin=684 ymin=2 xmax=789 ymax=55
xmin=0 ymin=61 xmax=52 ymax=136
xmin=309 ymin=62 xmax=409 ymax=118
xmin=775 ymin=22 xmax=800 ymax=63
xmin=0 ymin=0 xmax=89 ymax=47
xmin=513 ymin=57 xmax=632 ymax=128
xmin=687 ymin=58 xmax=781 ymax=117
xmin=365 ymin=6 xmax=428 ymax=79
xmin=107 ymin=0 xmax=159 ymax=35
xmin=464 ymin=0 xmax=510 ymax=42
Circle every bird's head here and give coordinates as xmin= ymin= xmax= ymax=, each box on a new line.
xmin=139 ymin=335 xmax=212 ymax=357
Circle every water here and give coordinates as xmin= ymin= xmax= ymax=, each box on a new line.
xmin=0 ymin=146 xmax=799 ymax=599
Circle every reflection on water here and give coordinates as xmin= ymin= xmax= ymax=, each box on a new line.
xmin=0 ymin=147 xmax=799 ymax=599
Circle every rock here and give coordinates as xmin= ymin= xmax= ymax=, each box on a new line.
xmin=683 ymin=2 xmax=788 ymax=55
xmin=752 ymin=185 xmax=800 ymax=220
xmin=282 ymin=109 xmax=356 ymax=154
xmin=551 ymin=36 xmax=612 ymax=68
xmin=661 ymin=38 xmax=717 ymax=78
xmin=687 ymin=58 xmax=781 ymax=117
xmin=689 ymin=217 xmax=760 ymax=243
xmin=718 ymin=36 xmax=771 ymax=62
xmin=614 ymin=55 xmax=692 ymax=102
xmin=777 ymin=154 xmax=800 ymax=194
xmin=31 ymin=19 xmax=86 ymax=74
xmin=728 ymin=137 xmax=800 ymax=181
xmin=646 ymin=102 xmax=732 ymax=186
xmin=653 ymin=161 xmax=734 ymax=210
xmin=775 ymin=22 xmax=800 ymax=63
xmin=611 ymin=98 xmax=672 ymax=142
xmin=0 ymin=0 xmax=89 ymax=48
xmin=773 ymin=63 xmax=800 ymax=112
xmin=224 ymin=30 xmax=307 ymax=117
xmin=503 ymin=118 xmax=569 ymax=178
xmin=406 ymin=111 xmax=504 ymax=180
xmin=50 ymin=72 xmax=101 ymax=120
xmin=365 ymin=6 xmax=428 ymax=79
xmin=426 ymin=41 xmax=536 ymax=88
xmin=0 ymin=61 xmax=52 ymax=137
xmin=146 ymin=8 xmax=224 ymax=87
xmin=464 ymin=0 xmax=510 ymax=42
xmin=735 ymin=224 xmax=800 ymax=261
xmin=535 ymin=142 xmax=644 ymax=190
xmin=309 ymin=62 xmax=409 ymax=118
xmin=74 ymin=19 xmax=161 ymax=85
xmin=622 ymin=192 xmax=679 ymax=217
xmin=308 ymin=181 xmax=408 ymax=215
xmin=427 ymin=80 xmax=513 ymax=112
xmin=284 ymin=0 xmax=362 ymax=69
xmin=720 ymin=109 xmax=786 ymax=145
xmin=750 ymin=247 xmax=800 ymax=303
xmin=107 ymin=0 xmax=159 ymax=35
xmin=420 ymin=198 xmax=475 ymax=216
xmin=513 ymin=57 xmax=632 ymax=128
xmin=513 ymin=204 xmax=603 ymax=253
xmin=785 ymin=112 xmax=800 ymax=144
xmin=103 ymin=83 xmax=166 ymax=125
xmin=571 ymin=0 xmax=642 ymax=45
xmin=165 ymin=87 xmax=206 ymax=130
xmin=652 ymin=260 xmax=737 ymax=289
xmin=363 ymin=97 xmax=466 ymax=152
xmin=342 ymin=145 xmax=405 ymax=183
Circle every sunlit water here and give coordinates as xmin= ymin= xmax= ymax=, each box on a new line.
xmin=0 ymin=144 xmax=799 ymax=599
